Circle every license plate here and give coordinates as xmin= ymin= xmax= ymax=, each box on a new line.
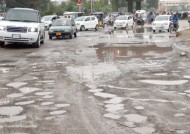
xmin=12 ymin=34 xmax=21 ymax=39
xmin=56 ymin=32 xmax=61 ymax=36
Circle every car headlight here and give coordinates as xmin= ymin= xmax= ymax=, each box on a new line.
xmin=48 ymin=29 xmax=54 ymax=32
xmin=164 ymin=22 xmax=168 ymax=25
xmin=64 ymin=29 xmax=70 ymax=32
xmin=0 ymin=26 xmax=6 ymax=31
xmin=122 ymin=22 xmax=126 ymax=24
xmin=28 ymin=27 xmax=38 ymax=32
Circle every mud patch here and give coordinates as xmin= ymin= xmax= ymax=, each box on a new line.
xmin=105 ymin=97 xmax=125 ymax=104
xmin=94 ymin=92 xmax=116 ymax=98
xmin=125 ymin=114 xmax=147 ymax=123
xmin=49 ymin=110 xmax=67 ymax=115
xmin=66 ymin=63 xmax=121 ymax=84
xmin=7 ymin=93 xmax=24 ymax=98
xmin=19 ymin=87 xmax=42 ymax=93
xmin=0 ymin=67 xmax=9 ymax=73
xmin=133 ymin=126 xmax=155 ymax=134
xmin=15 ymin=100 xmax=35 ymax=105
xmin=55 ymin=104 xmax=71 ymax=108
xmin=88 ymin=89 xmax=103 ymax=93
xmin=7 ymin=82 xmax=28 ymax=89
xmin=35 ymin=92 xmax=53 ymax=96
xmin=43 ymin=95 xmax=54 ymax=99
xmin=41 ymin=102 xmax=54 ymax=106
xmin=134 ymin=106 xmax=145 ymax=110
xmin=0 ymin=106 xmax=23 ymax=116
xmin=104 ymin=113 xmax=121 ymax=120
xmin=0 ymin=115 xmax=26 ymax=123
xmin=139 ymin=80 xmax=188 ymax=85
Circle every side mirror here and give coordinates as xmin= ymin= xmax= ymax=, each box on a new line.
xmin=41 ymin=19 xmax=45 ymax=23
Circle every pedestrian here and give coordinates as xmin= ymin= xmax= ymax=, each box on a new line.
xmin=188 ymin=13 xmax=190 ymax=28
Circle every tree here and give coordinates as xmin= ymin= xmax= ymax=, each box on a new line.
xmin=146 ymin=0 xmax=159 ymax=9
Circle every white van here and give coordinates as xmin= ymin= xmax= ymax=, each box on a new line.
xmin=63 ymin=12 xmax=84 ymax=19
xmin=136 ymin=10 xmax=147 ymax=22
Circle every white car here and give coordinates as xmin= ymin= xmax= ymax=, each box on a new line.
xmin=152 ymin=15 xmax=172 ymax=33
xmin=0 ymin=8 xmax=45 ymax=48
xmin=41 ymin=15 xmax=57 ymax=30
xmin=74 ymin=16 xmax=99 ymax=31
xmin=114 ymin=15 xmax=133 ymax=29
xmin=0 ymin=16 xmax=4 ymax=21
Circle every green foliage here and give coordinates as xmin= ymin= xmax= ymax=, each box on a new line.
xmin=146 ymin=0 xmax=159 ymax=9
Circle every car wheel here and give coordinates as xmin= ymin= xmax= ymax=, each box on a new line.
xmin=167 ymin=29 xmax=170 ymax=32
xmin=80 ymin=25 xmax=85 ymax=31
xmin=114 ymin=27 xmax=116 ymax=30
xmin=70 ymin=33 xmax=73 ymax=39
xmin=95 ymin=25 xmax=99 ymax=31
xmin=153 ymin=30 xmax=155 ymax=33
xmin=41 ymin=32 xmax=45 ymax=44
xmin=159 ymin=30 xmax=161 ymax=33
xmin=74 ymin=32 xmax=77 ymax=37
xmin=49 ymin=36 xmax=52 ymax=40
xmin=33 ymin=35 xmax=41 ymax=48
xmin=0 ymin=41 xmax=5 ymax=47
xmin=125 ymin=24 xmax=128 ymax=29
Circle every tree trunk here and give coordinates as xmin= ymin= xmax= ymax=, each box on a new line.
xmin=111 ymin=0 xmax=118 ymax=12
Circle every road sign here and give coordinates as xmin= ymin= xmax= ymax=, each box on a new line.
xmin=77 ymin=0 xmax=83 ymax=5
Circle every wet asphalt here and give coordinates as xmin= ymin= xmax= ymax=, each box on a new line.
xmin=0 ymin=21 xmax=190 ymax=134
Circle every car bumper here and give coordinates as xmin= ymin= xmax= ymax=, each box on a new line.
xmin=0 ymin=31 xmax=39 ymax=43
xmin=114 ymin=24 xmax=126 ymax=28
xmin=152 ymin=25 xmax=169 ymax=30
xmin=49 ymin=32 xmax=71 ymax=37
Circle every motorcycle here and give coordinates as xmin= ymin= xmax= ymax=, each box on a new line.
xmin=169 ymin=21 xmax=179 ymax=33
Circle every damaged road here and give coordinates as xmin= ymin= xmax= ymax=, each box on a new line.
xmin=0 ymin=22 xmax=190 ymax=134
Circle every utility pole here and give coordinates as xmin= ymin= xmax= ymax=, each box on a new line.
xmin=91 ymin=0 xmax=92 ymax=13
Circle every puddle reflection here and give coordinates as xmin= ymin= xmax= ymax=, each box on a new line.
xmin=93 ymin=44 xmax=172 ymax=62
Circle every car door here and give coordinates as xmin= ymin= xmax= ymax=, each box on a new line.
xmin=38 ymin=13 xmax=45 ymax=37
xmin=90 ymin=16 xmax=97 ymax=28
xmin=71 ymin=20 xmax=77 ymax=33
xmin=84 ymin=17 xmax=90 ymax=28
xmin=128 ymin=16 xmax=133 ymax=26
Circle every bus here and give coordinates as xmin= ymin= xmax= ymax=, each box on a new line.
xmin=63 ymin=12 xmax=84 ymax=19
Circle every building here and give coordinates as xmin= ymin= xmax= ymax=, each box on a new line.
xmin=159 ymin=0 xmax=190 ymax=12
xmin=159 ymin=0 xmax=190 ymax=7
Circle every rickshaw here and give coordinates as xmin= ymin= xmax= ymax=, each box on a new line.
xmin=90 ymin=12 xmax=105 ymax=28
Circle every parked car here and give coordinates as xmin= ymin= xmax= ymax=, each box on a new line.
xmin=74 ymin=16 xmax=99 ymax=31
xmin=114 ymin=15 xmax=133 ymax=29
xmin=0 ymin=8 xmax=45 ymax=48
xmin=63 ymin=12 xmax=84 ymax=19
xmin=0 ymin=16 xmax=4 ymax=20
xmin=48 ymin=18 xmax=77 ymax=39
xmin=41 ymin=15 xmax=58 ymax=30
xmin=152 ymin=15 xmax=172 ymax=33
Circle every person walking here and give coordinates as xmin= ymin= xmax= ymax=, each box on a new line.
xmin=188 ymin=13 xmax=190 ymax=28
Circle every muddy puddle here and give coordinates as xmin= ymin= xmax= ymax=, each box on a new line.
xmin=91 ymin=43 xmax=172 ymax=62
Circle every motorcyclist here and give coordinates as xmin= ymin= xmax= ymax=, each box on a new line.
xmin=171 ymin=14 xmax=179 ymax=29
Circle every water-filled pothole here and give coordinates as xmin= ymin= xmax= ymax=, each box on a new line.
xmin=90 ymin=43 xmax=172 ymax=62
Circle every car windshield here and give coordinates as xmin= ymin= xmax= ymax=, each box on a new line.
xmin=4 ymin=9 xmax=38 ymax=22
xmin=52 ymin=20 xmax=71 ymax=26
xmin=42 ymin=16 xmax=53 ymax=21
xmin=116 ymin=16 xmax=127 ymax=20
xmin=75 ymin=16 xmax=85 ymax=21
xmin=155 ymin=16 xmax=169 ymax=21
